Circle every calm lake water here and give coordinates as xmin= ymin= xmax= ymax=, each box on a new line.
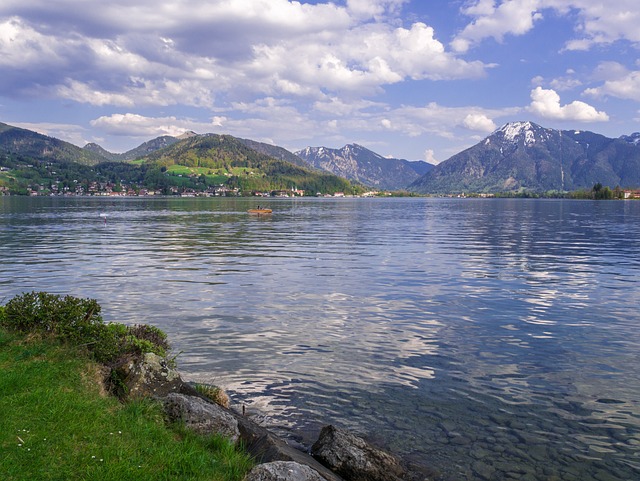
xmin=1 ymin=196 xmax=639 ymax=480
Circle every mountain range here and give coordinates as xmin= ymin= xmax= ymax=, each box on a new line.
xmin=409 ymin=121 xmax=640 ymax=194
xmin=3 ymin=119 xmax=640 ymax=195
xmin=295 ymin=144 xmax=432 ymax=191
xmin=0 ymin=122 xmax=356 ymax=195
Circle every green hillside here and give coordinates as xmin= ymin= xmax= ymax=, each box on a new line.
xmin=0 ymin=122 xmax=107 ymax=166
xmin=144 ymin=133 xmax=359 ymax=195
xmin=0 ymin=123 xmax=359 ymax=196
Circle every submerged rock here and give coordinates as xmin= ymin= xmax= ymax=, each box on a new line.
xmin=311 ymin=425 xmax=407 ymax=481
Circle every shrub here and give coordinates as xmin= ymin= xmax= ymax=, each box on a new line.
xmin=1 ymin=291 xmax=103 ymax=343
xmin=1 ymin=292 xmax=171 ymax=366
xmin=127 ymin=324 xmax=170 ymax=355
xmin=90 ymin=322 xmax=129 ymax=364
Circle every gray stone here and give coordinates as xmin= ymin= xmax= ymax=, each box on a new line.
xmin=243 ymin=461 xmax=329 ymax=481
xmin=470 ymin=446 xmax=492 ymax=460
xmin=116 ymin=352 xmax=184 ymax=399
xmin=234 ymin=416 xmax=344 ymax=481
xmin=472 ymin=460 xmax=496 ymax=480
xmin=164 ymin=393 xmax=240 ymax=444
xmin=311 ymin=425 xmax=406 ymax=481
xmin=449 ymin=435 xmax=472 ymax=446
xmin=528 ymin=444 xmax=548 ymax=462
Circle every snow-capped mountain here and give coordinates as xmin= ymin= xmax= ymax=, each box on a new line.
xmin=295 ymin=143 xmax=432 ymax=190
xmin=410 ymin=121 xmax=640 ymax=194
xmin=620 ymin=132 xmax=640 ymax=146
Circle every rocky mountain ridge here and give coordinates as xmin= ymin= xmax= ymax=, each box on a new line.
xmin=410 ymin=121 xmax=640 ymax=194
xmin=295 ymin=143 xmax=432 ymax=191
xmin=4 ymin=119 xmax=640 ymax=195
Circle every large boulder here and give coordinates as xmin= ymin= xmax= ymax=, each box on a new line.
xmin=164 ymin=393 xmax=240 ymax=444
xmin=311 ymin=425 xmax=407 ymax=481
xmin=243 ymin=461 xmax=329 ymax=481
xmin=114 ymin=352 xmax=184 ymax=399
xmin=234 ymin=415 xmax=344 ymax=481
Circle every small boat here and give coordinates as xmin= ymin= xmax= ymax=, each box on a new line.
xmin=247 ymin=208 xmax=272 ymax=215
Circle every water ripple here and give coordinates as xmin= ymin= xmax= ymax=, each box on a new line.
xmin=2 ymin=196 xmax=640 ymax=480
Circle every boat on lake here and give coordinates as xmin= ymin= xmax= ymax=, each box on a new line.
xmin=247 ymin=208 xmax=272 ymax=215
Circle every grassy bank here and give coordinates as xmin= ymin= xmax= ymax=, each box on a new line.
xmin=0 ymin=298 xmax=254 ymax=481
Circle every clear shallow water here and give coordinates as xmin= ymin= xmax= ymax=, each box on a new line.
xmin=1 ymin=196 xmax=639 ymax=480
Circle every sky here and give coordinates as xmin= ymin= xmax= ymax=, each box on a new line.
xmin=1 ymin=0 xmax=639 ymax=164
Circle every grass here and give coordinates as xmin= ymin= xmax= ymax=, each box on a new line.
xmin=0 ymin=328 xmax=254 ymax=481
xmin=164 ymin=165 xmax=231 ymax=186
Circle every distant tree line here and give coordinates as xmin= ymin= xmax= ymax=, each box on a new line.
xmin=478 ymin=183 xmax=627 ymax=199
xmin=569 ymin=183 xmax=625 ymax=200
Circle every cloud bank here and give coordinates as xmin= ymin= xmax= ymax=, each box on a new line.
xmin=528 ymin=87 xmax=609 ymax=122
xmin=1 ymin=0 xmax=637 ymax=160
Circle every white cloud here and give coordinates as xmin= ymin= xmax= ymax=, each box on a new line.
xmin=423 ymin=149 xmax=439 ymax=164
xmin=462 ymin=113 xmax=497 ymax=132
xmin=11 ymin=121 xmax=89 ymax=147
xmin=349 ymin=102 xmax=516 ymax=139
xmin=549 ymin=77 xmax=582 ymax=91
xmin=90 ymin=113 xmax=196 ymax=137
xmin=453 ymin=0 xmax=640 ymax=52
xmin=528 ymin=87 xmax=609 ymax=121
xmin=388 ymin=23 xmax=487 ymax=80
xmin=0 ymin=17 xmax=60 ymax=69
xmin=313 ymin=97 xmax=385 ymax=116
xmin=87 ymin=99 xmax=515 ymax=156
xmin=463 ymin=0 xmax=497 ymax=16
xmin=452 ymin=0 xmax=543 ymax=53
xmin=531 ymin=73 xmax=582 ymax=92
xmin=584 ymin=71 xmax=640 ymax=102
xmin=56 ymin=77 xmax=216 ymax=108
xmin=346 ymin=0 xmax=409 ymax=20
xmin=591 ymin=61 xmax=629 ymax=82
xmin=554 ymin=0 xmax=640 ymax=50
xmin=531 ymin=75 xmax=545 ymax=87
xmin=0 ymin=0 xmax=488 ymax=107
xmin=249 ymin=22 xmax=487 ymax=98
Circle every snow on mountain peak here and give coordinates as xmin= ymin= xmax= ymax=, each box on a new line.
xmin=497 ymin=121 xmax=538 ymax=147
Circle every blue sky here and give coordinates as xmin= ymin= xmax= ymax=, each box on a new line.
xmin=1 ymin=0 xmax=639 ymax=164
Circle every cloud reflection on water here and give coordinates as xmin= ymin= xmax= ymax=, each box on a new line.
xmin=2 ymin=197 xmax=640 ymax=480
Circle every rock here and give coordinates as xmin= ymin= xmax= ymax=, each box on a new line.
xmin=114 ymin=352 xmax=184 ymax=399
xmin=311 ymin=425 xmax=406 ymax=481
xmin=472 ymin=460 xmax=496 ymax=480
xmin=164 ymin=393 xmax=240 ymax=444
xmin=234 ymin=416 xmax=344 ymax=481
xmin=243 ymin=461 xmax=329 ymax=481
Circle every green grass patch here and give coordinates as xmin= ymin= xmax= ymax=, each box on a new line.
xmin=166 ymin=164 xmax=264 ymax=178
xmin=165 ymin=165 xmax=233 ymax=185
xmin=0 ymin=329 xmax=254 ymax=481
xmin=167 ymin=165 xmax=205 ymax=176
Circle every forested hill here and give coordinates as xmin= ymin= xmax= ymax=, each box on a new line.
xmin=0 ymin=122 xmax=106 ymax=165
xmin=236 ymin=137 xmax=310 ymax=168
xmin=0 ymin=121 xmax=360 ymax=195
xmin=144 ymin=133 xmax=357 ymax=194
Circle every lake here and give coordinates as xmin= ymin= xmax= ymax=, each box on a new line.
xmin=1 ymin=196 xmax=639 ymax=480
